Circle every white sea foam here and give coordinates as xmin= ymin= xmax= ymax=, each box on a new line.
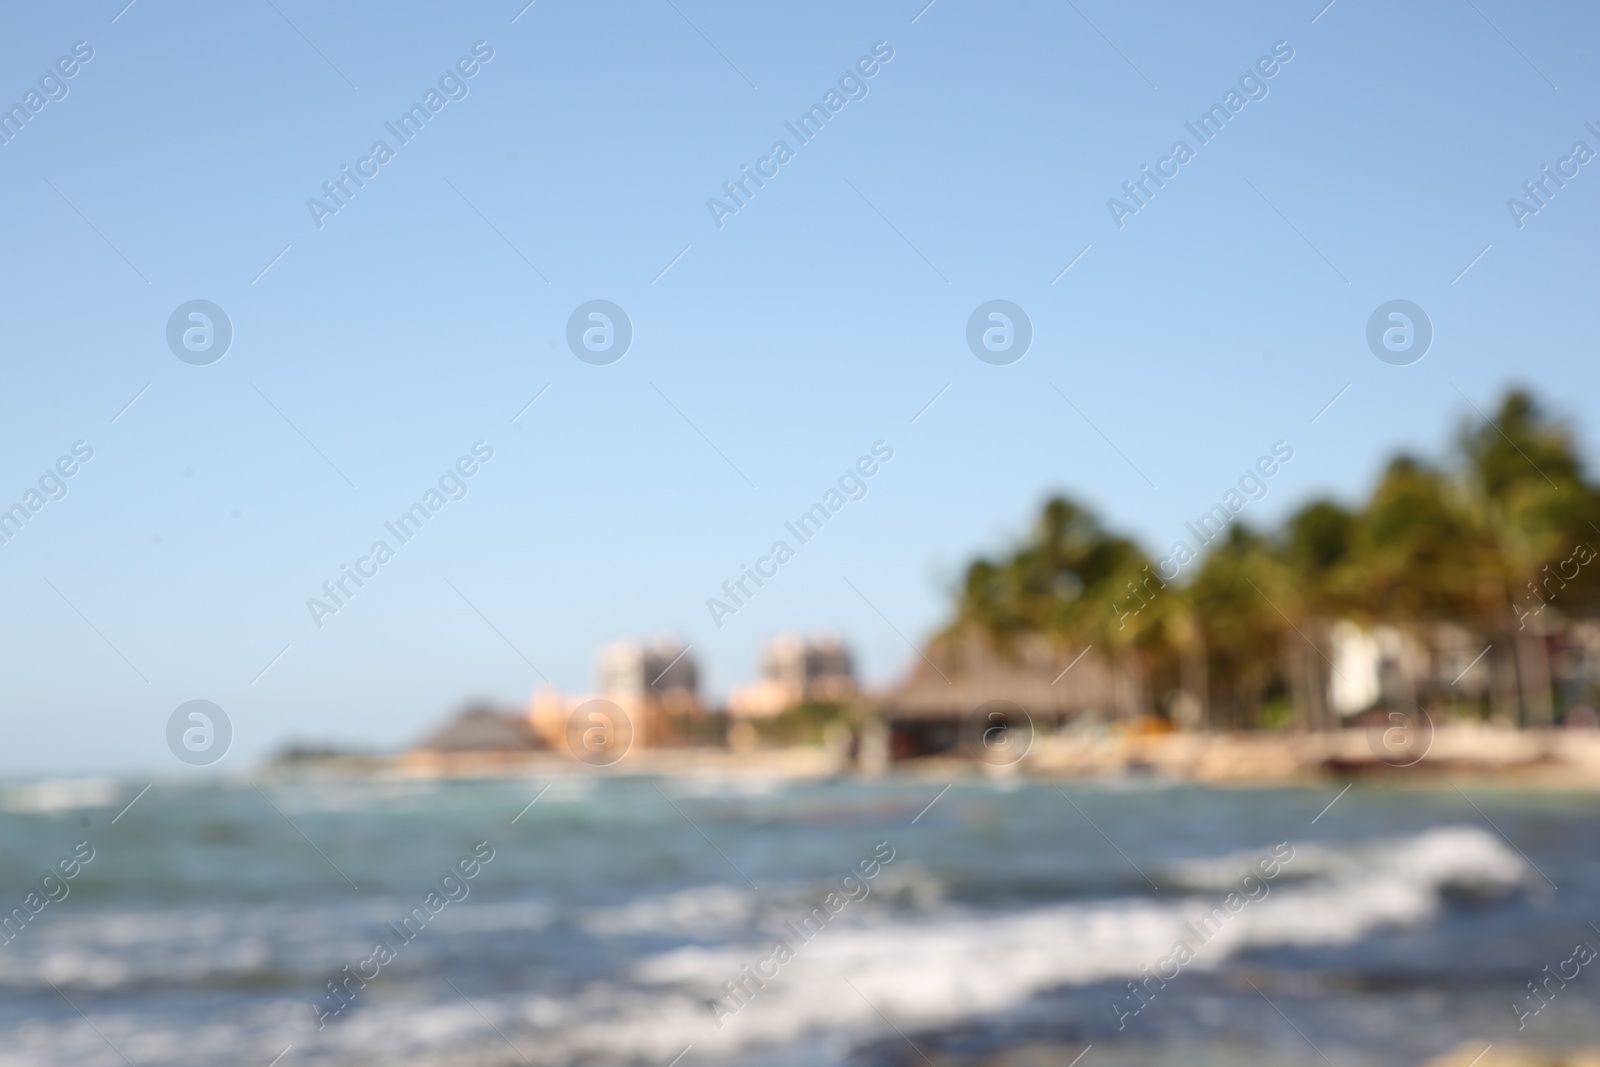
xmin=0 ymin=777 xmax=120 ymax=813
xmin=523 ymin=826 xmax=1527 ymax=1063
xmin=0 ymin=826 xmax=1527 ymax=1067
xmin=582 ymin=863 xmax=944 ymax=940
xmin=584 ymin=883 xmax=759 ymax=937
xmin=0 ymin=894 xmax=548 ymax=991
xmin=288 ymin=825 xmax=1524 ymax=1067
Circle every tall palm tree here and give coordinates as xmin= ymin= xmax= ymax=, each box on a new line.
xmin=955 ymin=496 xmax=1152 ymax=644
xmin=1186 ymin=524 xmax=1288 ymax=729
xmin=941 ymin=388 xmax=1600 ymax=733
xmin=1454 ymin=391 xmax=1600 ymax=724
xmin=1276 ymin=499 xmax=1361 ymax=730
xmin=953 ymin=496 xmax=1163 ymax=719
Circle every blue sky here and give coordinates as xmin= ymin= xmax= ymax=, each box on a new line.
xmin=1 ymin=0 xmax=1595 ymax=773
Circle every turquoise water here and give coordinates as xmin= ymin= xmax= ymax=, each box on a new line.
xmin=1 ymin=775 xmax=1597 ymax=1066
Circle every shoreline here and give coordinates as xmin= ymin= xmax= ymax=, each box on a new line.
xmin=11 ymin=725 xmax=1595 ymax=792
xmin=248 ymin=723 xmax=1600 ymax=790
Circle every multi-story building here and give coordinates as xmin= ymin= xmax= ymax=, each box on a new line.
xmin=529 ymin=637 xmax=705 ymax=751
xmin=729 ymin=634 xmax=857 ymax=717
xmin=597 ymin=638 xmax=699 ymax=698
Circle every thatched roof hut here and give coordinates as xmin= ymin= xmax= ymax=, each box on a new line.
xmin=874 ymin=632 xmax=1136 ymax=757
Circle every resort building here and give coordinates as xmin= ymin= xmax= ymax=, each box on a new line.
xmin=399 ymin=703 xmax=543 ymax=775
xmin=729 ymin=634 xmax=856 ymax=717
xmin=874 ymin=632 xmax=1128 ymax=759
xmin=529 ymin=636 xmax=710 ymax=750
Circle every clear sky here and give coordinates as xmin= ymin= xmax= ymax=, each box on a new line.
xmin=1 ymin=0 xmax=1595 ymax=774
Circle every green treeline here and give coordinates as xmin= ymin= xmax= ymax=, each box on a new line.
xmin=949 ymin=390 xmax=1600 ymax=729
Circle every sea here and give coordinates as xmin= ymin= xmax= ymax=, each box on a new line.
xmin=1 ymin=773 xmax=1597 ymax=1067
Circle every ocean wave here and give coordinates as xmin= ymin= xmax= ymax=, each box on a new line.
xmin=1165 ymin=826 xmax=1525 ymax=895
xmin=0 ymin=826 xmax=1526 ymax=1066
xmin=542 ymin=826 xmax=1526 ymax=1062
xmin=0 ymin=894 xmax=550 ymax=992
xmin=432 ymin=899 xmax=553 ymax=934
xmin=584 ymin=883 xmax=759 ymax=938
xmin=583 ymin=862 xmax=945 ymax=941
xmin=0 ymin=778 xmax=121 ymax=814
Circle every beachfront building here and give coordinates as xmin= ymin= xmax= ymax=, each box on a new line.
xmin=597 ymin=637 xmax=699 ymax=697
xmin=1296 ymin=616 xmax=1600 ymax=730
xmin=874 ymin=632 xmax=1130 ymax=759
xmin=528 ymin=636 xmax=710 ymax=751
xmin=399 ymin=703 xmax=544 ymax=775
xmin=728 ymin=634 xmax=856 ymax=717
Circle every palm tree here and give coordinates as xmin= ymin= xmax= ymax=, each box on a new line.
xmin=953 ymin=496 xmax=1164 ymax=720
xmin=941 ymin=388 xmax=1600 ymax=733
xmin=1276 ymin=499 xmax=1361 ymax=730
xmin=1454 ymin=390 xmax=1600 ymax=724
xmin=1185 ymin=524 xmax=1288 ymax=728
xmin=954 ymin=497 xmax=1148 ymax=642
